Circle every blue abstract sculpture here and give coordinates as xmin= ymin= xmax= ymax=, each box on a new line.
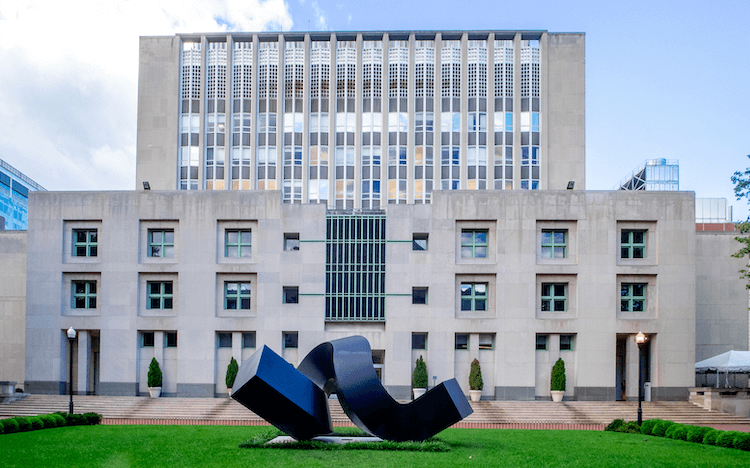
xmin=231 ymin=335 xmax=473 ymax=442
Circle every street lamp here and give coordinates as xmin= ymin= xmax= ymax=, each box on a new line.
xmin=635 ymin=331 xmax=647 ymax=425
xmin=67 ymin=327 xmax=76 ymax=414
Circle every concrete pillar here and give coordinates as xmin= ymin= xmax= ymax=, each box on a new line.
xmin=76 ymin=330 xmax=89 ymax=395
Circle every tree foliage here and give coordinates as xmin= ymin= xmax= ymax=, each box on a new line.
xmin=469 ymin=358 xmax=483 ymax=391
xmin=412 ymin=355 xmax=428 ymax=388
xmin=551 ymin=358 xmax=566 ymax=391
xmin=147 ymin=357 xmax=162 ymax=388
xmin=226 ymin=357 xmax=239 ymax=389
xmin=731 ymin=161 xmax=750 ymax=289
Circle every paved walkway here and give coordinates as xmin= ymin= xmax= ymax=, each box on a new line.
xmin=2 ymin=394 xmax=749 ymax=431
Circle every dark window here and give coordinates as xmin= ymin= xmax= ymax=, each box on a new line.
xmin=455 ymin=333 xmax=469 ymax=350
xmin=560 ymin=334 xmax=574 ymax=351
xmin=412 ymin=233 xmax=428 ymax=251
xmin=283 ymin=286 xmax=299 ymax=304
xmin=412 ymin=287 xmax=428 ymax=305
xmin=412 ymin=333 xmax=427 ymax=350
xmin=165 ymin=332 xmax=177 ymax=348
xmin=536 ymin=334 xmax=548 ymax=350
xmin=284 ymin=233 xmax=300 ymax=251
xmin=217 ymin=332 xmax=232 ymax=348
xmin=284 ymin=332 xmax=298 ymax=349
xmin=242 ymin=332 xmax=256 ymax=349
xmin=141 ymin=332 xmax=155 ymax=348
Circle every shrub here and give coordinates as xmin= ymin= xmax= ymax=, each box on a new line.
xmin=226 ymin=357 xmax=239 ymax=389
xmin=550 ymin=358 xmax=566 ymax=391
xmin=703 ymin=429 xmax=720 ymax=445
xmin=667 ymin=424 xmax=688 ymax=441
xmin=28 ymin=417 xmax=44 ymax=431
xmin=2 ymin=418 xmax=19 ymax=434
xmin=66 ymin=414 xmax=86 ymax=426
xmin=15 ymin=417 xmax=32 ymax=432
xmin=147 ymin=357 xmax=162 ymax=388
xmin=469 ymin=359 xmax=483 ymax=391
xmin=0 ymin=420 xmax=4 ymax=434
xmin=716 ymin=431 xmax=739 ymax=448
xmin=617 ymin=421 xmax=641 ymax=434
xmin=734 ymin=432 xmax=750 ymax=451
xmin=51 ymin=413 xmax=66 ymax=427
xmin=39 ymin=414 xmax=57 ymax=429
xmin=652 ymin=420 xmax=675 ymax=437
xmin=82 ymin=413 xmax=102 ymax=425
xmin=605 ymin=419 xmax=624 ymax=432
xmin=686 ymin=426 xmax=710 ymax=443
xmin=413 ymin=355 xmax=428 ymax=389
xmin=640 ymin=419 xmax=661 ymax=435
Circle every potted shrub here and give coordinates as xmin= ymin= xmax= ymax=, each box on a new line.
xmin=226 ymin=357 xmax=239 ymax=396
xmin=412 ymin=355 xmax=428 ymax=399
xmin=469 ymin=358 xmax=483 ymax=402
xmin=550 ymin=358 xmax=566 ymax=402
xmin=147 ymin=357 xmax=162 ymax=398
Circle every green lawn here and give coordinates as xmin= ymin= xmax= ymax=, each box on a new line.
xmin=1 ymin=425 xmax=748 ymax=468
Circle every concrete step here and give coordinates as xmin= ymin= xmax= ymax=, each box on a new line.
xmin=2 ymin=395 xmax=748 ymax=427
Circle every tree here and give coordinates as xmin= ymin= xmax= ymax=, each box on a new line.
xmin=551 ymin=358 xmax=566 ymax=391
xmin=469 ymin=358 xmax=483 ymax=391
xmin=226 ymin=357 xmax=239 ymax=389
xmin=412 ymin=355 xmax=428 ymax=389
xmin=147 ymin=357 xmax=162 ymax=388
xmin=731 ymin=160 xmax=750 ymax=289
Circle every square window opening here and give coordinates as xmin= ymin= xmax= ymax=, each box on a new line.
xmin=412 ymin=233 xmax=428 ymax=251
xmin=165 ymin=331 xmax=178 ymax=348
xmin=141 ymin=332 xmax=155 ymax=348
xmin=242 ymin=332 xmax=256 ymax=349
xmin=217 ymin=332 xmax=232 ymax=348
xmin=455 ymin=333 xmax=469 ymax=350
xmin=284 ymin=233 xmax=300 ymax=251
xmin=284 ymin=332 xmax=299 ymax=349
xmin=283 ymin=286 xmax=299 ymax=304
xmin=412 ymin=287 xmax=428 ymax=305
xmin=536 ymin=334 xmax=548 ymax=350
xmin=560 ymin=334 xmax=574 ymax=351
xmin=412 ymin=333 xmax=427 ymax=350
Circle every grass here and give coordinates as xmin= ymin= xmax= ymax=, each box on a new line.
xmin=1 ymin=425 xmax=749 ymax=468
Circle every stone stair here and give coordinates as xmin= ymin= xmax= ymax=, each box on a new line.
xmin=2 ymin=394 xmax=748 ymax=428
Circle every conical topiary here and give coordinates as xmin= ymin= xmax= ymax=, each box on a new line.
xmin=147 ymin=357 xmax=162 ymax=388
xmin=413 ymin=355 xmax=428 ymax=389
xmin=551 ymin=358 xmax=566 ymax=391
xmin=226 ymin=357 xmax=239 ymax=388
xmin=469 ymin=358 xmax=483 ymax=391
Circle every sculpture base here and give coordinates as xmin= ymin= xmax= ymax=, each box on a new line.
xmin=268 ymin=435 xmax=383 ymax=445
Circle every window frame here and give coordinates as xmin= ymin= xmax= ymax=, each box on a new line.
xmin=242 ymin=332 xmax=256 ymax=349
xmin=412 ymin=332 xmax=427 ymax=350
xmin=224 ymin=281 xmax=251 ymax=310
xmin=217 ymin=332 xmax=232 ymax=348
xmin=284 ymin=233 xmax=300 ymax=251
xmin=147 ymin=281 xmax=174 ymax=310
xmin=541 ymin=282 xmax=567 ymax=312
xmin=412 ymin=233 xmax=428 ymax=251
xmin=460 ymin=282 xmax=488 ymax=311
xmin=165 ymin=331 xmax=178 ymax=348
xmin=621 ymin=229 xmax=646 ymax=259
xmin=282 ymin=286 xmax=299 ymax=304
xmin=460 ymin=229 xmax=488 ymax=259
xmin=283 ymin=331 xmax=298 ymax=349
xmin=560 ymin=334 xmax=574 ymax=351
xmin=455 ymin=333 xmax=469 ymax=350
xmin=536 ymin=334 xmax=549 ymax=350
xmin=412 ymin=287 xmax=428 ymax=305
xmin=72 ymin=229 xmax=98 ymax=257
xmin=72 ymin=280 xmax=97 ymax=309
xmin=620 ymin=283 xmax=647 ymax=312
xmin=141 ymin=331 xmax=155 ymax=348
xmin=148 ymin=229 xmax=175 ymax=258
xmin=541 ymin=229 xmax=567 ymax=259
xmin=225 ymin=229 xmax=252 ymax=258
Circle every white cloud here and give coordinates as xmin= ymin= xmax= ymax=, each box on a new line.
xmin=0 ymin=0 xmax=293 ymax=191
xmin=311 ymin=1 xmax=327 ymax=30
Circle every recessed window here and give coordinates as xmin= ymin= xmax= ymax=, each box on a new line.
xmin=478 ymin=334 xmax=494 ymax=350
xmin=217 ymin=332 xmax=232 ymax=348
xmin=412 ymin=233 xmax=428 ymax=251
xmin=621 ymin=283 xmax=646 ymax=312
xmin=621 ymin=230 xmax=646 ymax=259
xmin=284 ymin=233 xmax=300 ymax=251
xmin=225 ymin=282 xmax=251 ymax=310
xmin=282 ymin=286 xmax=299 ymax=304
xmin=284 ymin=332 xmax=298 ymax=349
xmin=72 ymin=280 xmax=97 ymax=309
xmin=541 ymin=229 xmax=567 ymax=259
xmin=412 ymin=287 xmax=428 ymax=305
xmin=460 ymin=282 xmax=487 ymax=311
xmin=455 ymin=333 xmax=468 ymax=350
xmin=225 ymin=230 xmax=251 ymax=258
xmin=560 ymin=334 xmax=574 ymax=351
xmin=536 ymin=334 xmax=549 ymax=350
xmin=461 ymin=230 xmax=488 ymax=258
xmin=541 ymin=283 xmax=567 ymax=312
xmin=147 ymin=281 xmax=173 ymax=309
xmin=73 ymin=229 xmax=98 ymax=257
xmin=165 ymin=331 xmax=178 ymax=348
xmin=412 ymin=333 xmax=427 ymax=350
xmin=242 ymin=332 xmax=256 ymax=349
xmin=148 ymin=229 xmax=174 ymax=258
xmin=141 ymin=331 xmax=155 ymax=348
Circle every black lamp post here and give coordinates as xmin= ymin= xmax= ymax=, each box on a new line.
xmin=635 ymin=331 xmax=646 ymax=425
xmin=67 ymin=327 xmax=76 ymax=414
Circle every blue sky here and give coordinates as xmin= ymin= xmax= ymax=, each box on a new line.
xmin=1 ymin=0 xmax=748 ymax=219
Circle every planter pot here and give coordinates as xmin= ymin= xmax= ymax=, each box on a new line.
xmin=148 ymin=387 xmax=162 ymax=398
xmin=413 ymin=388 xmax=427 ymax=400
xmin=227 ymin=387 xmax=233 ymax=397
xmin=470 ymin=390 xmax=482 ymax=402
xmin=551 ymin=390 xmax=564 ymax=402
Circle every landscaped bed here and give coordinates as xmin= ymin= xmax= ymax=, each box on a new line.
xmin=1 ymin=424 xmax=749 ymax=467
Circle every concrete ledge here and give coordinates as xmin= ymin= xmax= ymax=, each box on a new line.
xmin=383 ymin=385 xmax=410 ymax=401
xmin=98 ymin=382 xmax=138 ymax=396
xmin=575 ymin=387 xmax=616 ymax=401
xmin=652 ymin=387 xmax=689 ymax=401
xmin=24 ymin=381 xmax=62 ymax=395
xmin=494 ymin=386 xmax=535 ymax=401
xmin=176 ymin=383 xmax=214 ymax=398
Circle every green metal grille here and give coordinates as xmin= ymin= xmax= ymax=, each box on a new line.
xmin=325 ymin=211 xmax=386 ymax=321
xmin=621 ymin=283 xmax=646 ymax=311
xmin=621 ymin=230 xmax=646 ymax=259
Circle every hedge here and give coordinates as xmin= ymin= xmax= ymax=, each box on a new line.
xmin=633 ymin=419 xmax=750 ymax=453
xmin=0 ymin=412 xmax=102 ymax=435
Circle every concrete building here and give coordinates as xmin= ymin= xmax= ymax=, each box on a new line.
xmin=614 ymin=159 xmax=679 ymax=192
xmin=136 ymin=30 xmax=585 ymax=198
xmin=0 ymin=158 xmax=46 ymax=230
xmin=25 ymin=189 xmax=696 ymax=401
